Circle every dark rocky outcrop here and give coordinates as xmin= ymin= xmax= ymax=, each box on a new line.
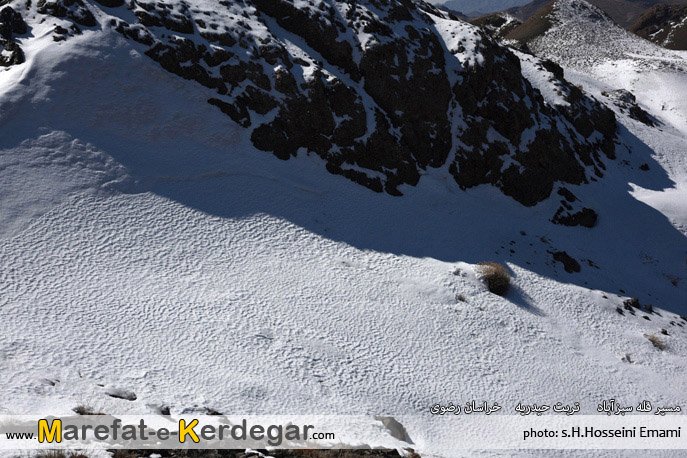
xmin=38 ymin=0 xmax=621 ymax=205
xmin=551 ymin=187 xmax=598 ymax=227
xmin=471 ymin=12 xmax=522 ymax=39
xmin=133 ymin=0 xmax=193 ymax=34
xmin=552 ymin=207 xmax=597 ymax=227
xmin=450 ymin=36 xmax=616 ymax=205
xmin=0 ymin=6 xmax=26 ymax=39
xmin=552 ymin=251 xmax=581 ymax=273
xmin=601 ymin=89 xmax=657 ymax=126
xmin=0 ymin=6 xmax=26 ymax=67
xmin=37 ymin=0 xmax=97 ymax=27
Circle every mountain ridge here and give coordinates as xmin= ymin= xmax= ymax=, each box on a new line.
xmin=505 ymin=0 xmax=687 ymax=28
xmin=630 ymin=4 xmax=687 ymax=50
xmin=5 ymin=0 xmax=624 ymax=206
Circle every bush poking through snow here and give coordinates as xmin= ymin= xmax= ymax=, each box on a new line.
xmin=36 ymin=452 xmax=89 ymax=458
xmin=35 ymin=452 xmax=66 ymax=458
xmin=647 ymin=334 xmax=667 ymax=351
xmin=73 ymin=405 xmax=103 ymax=415
xmin=477 ymin=262 xmax=511 ymax=295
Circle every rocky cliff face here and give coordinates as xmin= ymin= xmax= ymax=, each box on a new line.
xmin=19 ymin=0 xmax=619 ymax=205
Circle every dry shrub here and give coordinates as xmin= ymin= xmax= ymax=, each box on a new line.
xmin=73 ymin=405 xmax=104 ymax=415
xmin=36 ymin=452 xmax=89 ymax=458
xmin=478 ymin=262 xmax=510 ymax=296
xmin=647 ymin=334 xmax=666 ymax=351
xmin=36 ymin=452 xmax=66 ymax=458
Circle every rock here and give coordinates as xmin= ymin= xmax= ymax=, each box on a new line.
xmin=552 ymin=251 xmax=581 ymax=273
xmin=104 ymin=386 xmax=137 ymax=401
xmin=180 ymin=406 xmax=222 ymax=415
xmin=550 ymin=188 xmax=598 ymax=227
xmin=0 ymin=6 xmax=27 ymax=40
xmin=552 ymin=207 xmax=598 ymax=227
xmin=601 ymin=89 xmax=656 ymax=126
xmin=624 ymin=297 xmax=640 ymax=308
xmin=0 ymin=40 xmax=24 ymax=66
xmin=470 ymin=12 xmax=522 ymax=39
xmin=0 ymin=7 xmax=26 ymax=67
xmin=375 ymin=416 xmax=413 ymax=443
xmin=36 ymin=0 xmax=96 ymax=27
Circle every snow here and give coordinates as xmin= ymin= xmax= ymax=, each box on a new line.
xmin=527 ymin=0 xmax=687 ymax=132
xmin=513 ymin=50 xmax=570 ymax=106
xmin=1 ymin=0 xmax=687 ymax=456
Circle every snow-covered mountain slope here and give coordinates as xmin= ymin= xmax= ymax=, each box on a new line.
xmin=0 ymin=0 xmax=629 ymax=207
xmin=508 ymin=0 xmax=687 ymax=133
xmin=441 ymin=0 xmax=529 ymax=16
xmin=1 ymin=0 xmax=687 ymax=456
xmin=506 ymin=0 xmax=687 ymax=28
xmin=630 ymin=4 xmax=687 ymax=51
xmin=505 ymin=0 xmax=687 ymax=247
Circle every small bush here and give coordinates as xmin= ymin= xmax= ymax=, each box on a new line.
xmin=36 ymin=452 xmax=66 ymax=458
xmin=73 ymin=405 xmax=103 ymax=415
xmin=647 ymin=334 xmax=666 ymax=351
xmin=478 ymin=262 xmax=511 ymax=296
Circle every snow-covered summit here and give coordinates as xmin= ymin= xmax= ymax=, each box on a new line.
xmin=522 ymin=0 xmax=679 ymax=65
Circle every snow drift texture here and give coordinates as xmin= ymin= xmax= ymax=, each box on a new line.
xmin=2 ymin=0 xmax=687 ymax=455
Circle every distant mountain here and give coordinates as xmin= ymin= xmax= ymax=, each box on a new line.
xmin=441 ymin=0 xmax=531 ymax=15
xmin=435 ymin=4 xmax=470 ymax=19
xmin=630 ymin=4 xmax=687 ymax=49
xmin=507 ymin=0 xmax=687 ymax=27
xmin=504 ymin=0 xmax=687 ymax=130
xmin=506 ymin=0 xmax=555 ymax=20
xmin=506 ymin=0 xmax=653 ymax=54
xmin=470 ymin=12 xmax=523 ymax=38
xmin=505 ymin=0 xmax=558 ymax=42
